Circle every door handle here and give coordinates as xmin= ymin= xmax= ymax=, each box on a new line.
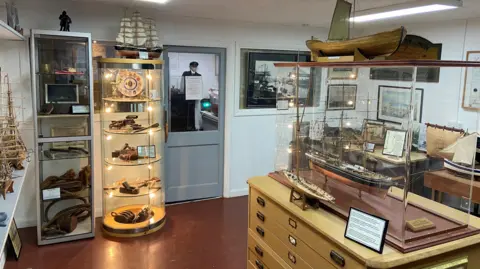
xmin=288 ymin=235 xmax=297 ymax=246
xmin=330 ymin=250 xmax=345 ymax=267
xmin=256 ymin=226 xmax=264 ymax=237
xmin=288 ymin=252 xmax=297 ymax=264
xmin=164 ymin=109 xmax=169 ymax=143
xmin=256 ymin=212 xmax=265 ymax=222
xmin=289 ymin=218 xmax=297 ymax=229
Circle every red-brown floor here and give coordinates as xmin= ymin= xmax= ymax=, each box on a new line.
xmin=5 ymin=196 xmax=248 ymax=269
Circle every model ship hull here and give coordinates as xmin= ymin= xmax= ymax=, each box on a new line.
xmin=444 ymin=159 xmax=480 ymax=177
xmin=306 ymin=27 xmax=406 ymax=58
xmin=306 ymin=153 xmax=395 ymax=190
xmin=115 ymin=46 xmax=163 ymax=59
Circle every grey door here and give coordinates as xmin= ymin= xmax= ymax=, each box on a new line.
xmin=164 ymin=46 xmax=225 ymax=202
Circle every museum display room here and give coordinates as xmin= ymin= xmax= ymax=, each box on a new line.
xmin=5 ymin=0 xmax=480 ymax=268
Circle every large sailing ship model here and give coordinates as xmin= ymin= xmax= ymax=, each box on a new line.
xmin=306 ymin=0 xmax=406 ymax=61
xmin=115 ymin=11 xmax=163 ymax=59
xmin=439 ymin=132 xmax=480 ymax=177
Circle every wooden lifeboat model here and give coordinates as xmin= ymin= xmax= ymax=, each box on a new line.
xmin=307 ymin=27 xmax=407 ymax=60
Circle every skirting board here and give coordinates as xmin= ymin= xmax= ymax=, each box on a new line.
xmin=228 ymin=188 xmax=248 ymax=198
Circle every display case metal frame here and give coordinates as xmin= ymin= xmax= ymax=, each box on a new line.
xmin=30 ymin=30 xmax=95 ymax=245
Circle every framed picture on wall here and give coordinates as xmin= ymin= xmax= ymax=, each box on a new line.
xmin=377 ymin=86 xmax=424 ymax=124
xmin=328 ymin=67 xmax=358 ymax=80
xmin=462 ymin=51 xmax=480 ymax=110
xmin=362 ymin=119 xmax=386 ymax=145
xmin=326 ymin=84 xmax=357 ymax=110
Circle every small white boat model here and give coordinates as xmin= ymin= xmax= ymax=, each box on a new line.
xmin=440 ymin=133 xmax=480 ymax=177
xmin=283 ymin=170 xmax=335 ymax=202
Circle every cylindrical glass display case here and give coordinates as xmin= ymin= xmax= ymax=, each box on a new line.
xmin=98 ymin=58 xmax=165 ymax=237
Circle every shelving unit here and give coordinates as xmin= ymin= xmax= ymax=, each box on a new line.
xmin=0 ymin=20 xmax=24 ymax=41
xmin=30 ymin=30 xmax=95 ymax=245
xmin=99 ymin=58 xmax=165 ymax=237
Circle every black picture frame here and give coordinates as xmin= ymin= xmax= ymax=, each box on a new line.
xmin=137 ymin=145 xmax=156 ymax=158
xmin=344 ymin=208 xmax=389 ymax=254
xmin=377 ymin=86 xmax=424 ymax=124
xmin=326 ymin=84 xmax=357 ymax=111
xmin=7 ymin=218 xmax=22 ymax=260
xmin=245 ymin=50 xmax=312 ymax=109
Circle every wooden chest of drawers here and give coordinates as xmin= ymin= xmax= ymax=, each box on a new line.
xmin=247 ymin=176 xmax=480 ymax=269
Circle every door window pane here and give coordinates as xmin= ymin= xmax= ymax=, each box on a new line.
xmin=168 ymin=52 xmax=219 ymax=132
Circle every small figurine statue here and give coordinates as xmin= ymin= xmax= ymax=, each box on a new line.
xmin=59 ymin=11 xmax=72 ymax=31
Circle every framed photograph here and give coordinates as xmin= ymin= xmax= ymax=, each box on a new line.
xmin=462 ymin=51 xmax=480 ymax=110
xmin=363 ymin=142 xmax=375 ymax=152
xmin=362 ymin=120 xmax=386 ymax=145
xmin=328 ymin=67 xmax=357 ymax=80
xmin=370 ymin=67 xmax=440 ymax=83
xmin=51 ymin=126 xmax=88 ymax=149
xmin=244 ymin=50 xmax=312 ymax=109
xmin=7 ymin=218 xmax=22 ymax=260
xmin=377 ymin=86 xmax=424 ymax=124
xmin=137 ymin=145 xmax=156 ymax=158
xmin=382 ymin=129 xmax=407 ymax=157
xmin=327 ymin=84 xmax=357 ymax=110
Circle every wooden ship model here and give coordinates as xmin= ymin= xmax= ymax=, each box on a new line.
xmin=306 ymin=0 xmax=406 ymax=61
xmin=115 ymin=11 xmax=163 ymax=59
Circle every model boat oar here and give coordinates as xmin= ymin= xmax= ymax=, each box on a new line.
xmin=133 ymin=123 xmax=160 ymax=133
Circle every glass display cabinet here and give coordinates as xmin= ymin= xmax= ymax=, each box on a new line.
xmin=30 ymin=30 xmax=94 ymax=245
xmin=271 ymin=60 xmax=480 ymax=253
xmin=98 ymin=58 xmax=165 ymax=237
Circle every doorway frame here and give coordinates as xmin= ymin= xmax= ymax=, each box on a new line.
xmin=163 ymin=44 xmax=227 ymax=201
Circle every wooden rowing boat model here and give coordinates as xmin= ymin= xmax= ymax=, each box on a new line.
xmin=307 ymin=27 xmax=406 ymax=58
xmin=306 ymin=0 xmax=406 ymax=60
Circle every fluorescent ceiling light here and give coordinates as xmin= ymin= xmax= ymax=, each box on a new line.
xmin=139 ymin=0 xmax=169 ymax=3
xmin=350 ymin=0 xmax=462 ymax=23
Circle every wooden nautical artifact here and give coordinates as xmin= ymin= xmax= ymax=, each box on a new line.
xmin=42 ymin=198 xmax=91 ymax=236
xmin=406 ymin=218 xmax=436 ymax=232
xmin=111 ymin=205 xmax=152 ymax=224
xmin=306 ymin=0 xmax=406 ymax=61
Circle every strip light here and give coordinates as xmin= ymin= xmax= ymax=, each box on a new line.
xmin=349 ymin=0 xmax=462 ymax=23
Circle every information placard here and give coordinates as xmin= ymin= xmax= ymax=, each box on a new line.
xmin=344 ymin=208 xmax=389 ymax=254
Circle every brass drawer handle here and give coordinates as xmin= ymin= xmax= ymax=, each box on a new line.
xmin=330 ymin=250 xmax=345 ymax=267
xmin=288 ymin=251 xmax=297 ymax=264
xmin=288 ymin=235 xmax=297 ymax=246
xmin=256 ymin=211 xmax=265 ymax=222
xmin=255 ymin=245 xmax=263 ymax=257
xmin=289 ymin=218 xmax=297 ymax=229
xmin=255 ymin=259 xmax=264 ymax=269
xmin=257 ymin=197 xmax=265 ymax=207
xmin=256 ymin=226 xmax=265 ymax=237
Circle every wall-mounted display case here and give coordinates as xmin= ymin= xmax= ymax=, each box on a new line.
xmin=98 ymin=58 xmax=165 ymax=237
xmin=271 ymin=60 xmax=480 ymax=254
xmin=30 ymin=30 xmax=95 ymax=245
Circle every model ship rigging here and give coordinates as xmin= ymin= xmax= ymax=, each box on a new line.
xmin=115 ymin=11 xmax=163 ymax=59
xmin=306 ymin=0 xmax=406 ymax=61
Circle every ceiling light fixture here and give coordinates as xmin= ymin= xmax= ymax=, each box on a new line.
xmin=350 ymin=0 xmax=462 ymax=23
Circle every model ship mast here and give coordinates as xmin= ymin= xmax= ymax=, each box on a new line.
xmin=144 ymin=18 xmax=162 ymax=52
xmin=130 ymin=11 xmax=147 ymax=48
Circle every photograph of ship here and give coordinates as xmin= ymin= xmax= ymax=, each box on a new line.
xmin=377 ymin=86 xmax=423 ymax=124
xmin=244 ymin=51 xmax=311 ymax=108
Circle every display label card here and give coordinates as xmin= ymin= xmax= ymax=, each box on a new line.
xmin=382 ymin=129 xmax=407 ymax=157
xmin=277 ymin=100 xmax=289 ymax=110
xmin=344 ymin=208 xmax=389 ymax=254
xmin=42 ymin=188 xmax=61 ymax=200
xmin=185 ymin=76 xmax=203 ymax=100
xmin=139 ymin=51 xmax=149 ymax=60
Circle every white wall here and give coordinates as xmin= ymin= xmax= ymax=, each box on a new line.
xmin=1 ymin=0 xmax=328 ymax=227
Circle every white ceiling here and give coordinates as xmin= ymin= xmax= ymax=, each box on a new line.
xmin=72 ymin=0 xmax=480 ymax=28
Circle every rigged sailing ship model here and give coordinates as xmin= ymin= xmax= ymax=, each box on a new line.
xmin=115 ymin=11 xmax=163 ymax=59
xmin=0 ymin=74 xmax=28 ymax=198
xmin=440 ymin=132 xmax=480 ymax=177
xmin=306 ymin=0 xmax=406 ymax=61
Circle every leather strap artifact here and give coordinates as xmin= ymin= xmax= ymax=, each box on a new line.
xmin=42 ymin=197 xmax=91 ymax=236
xmin=40 ymin=166 xmax=91 ymax=199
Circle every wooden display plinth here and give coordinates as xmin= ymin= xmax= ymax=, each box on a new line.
xmin=103 ymin=205 xmax=165 ymax=238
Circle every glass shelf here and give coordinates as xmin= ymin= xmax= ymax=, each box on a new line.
xmin=37 ymin=114 xmax=90 ymax=119
xmin=104 ymin=186 xmax=161 ymax=198
xmin=103 ymin=127 xmax=162 ymax=135
xmin=103 ymin=97 xmax=162 ymax=103
xmin=41 ymin=216 xmax=92 ymax=240
xmin=41 ymin=188 xmax=91 ymax=200
xmin=39 ymin=151 xmax=90 ymax=162
xmin=104 ymin=155 xmax=162 ymax=166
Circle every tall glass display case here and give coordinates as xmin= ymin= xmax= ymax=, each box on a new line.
xmin=271 ymin=60 xmax=480 ymax=253
xmin=30 ymin=30 xmax=94 ymax=245
xmin=98 ymin=58 xmax=165 ymax=237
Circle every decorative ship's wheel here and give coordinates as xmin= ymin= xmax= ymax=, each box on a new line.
xmin=116 ymin=71 xmax=144 ymax=97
